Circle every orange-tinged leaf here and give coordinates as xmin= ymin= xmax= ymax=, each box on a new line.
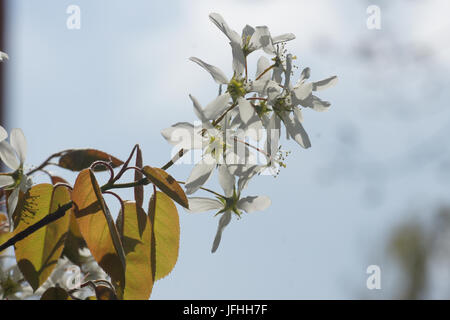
xmin=72 ymin=169 xmax=125 ymax=295
xmin=61 ymin=213 xmax=87 ymax=265
xmin=134 ymin=146 xmax=144 ymax=209
xmin=118 ymin=201 xmax=153 ymax=300
xmin=143 ymin=166 xmax=188 ymax=208
xmin=58 ymin=149 xmax=123 ymax=172
xmin=148 ymin=192 xmax=180 ymax=281
xmin=13 ymin=184 xmax=71 ymax=291
xmin=50 ymin=175 xmax=69 ymax=185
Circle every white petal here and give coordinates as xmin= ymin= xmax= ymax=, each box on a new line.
xmin=249 ymin=26 xmax=274 ymax=54
xmin=265 ymin=113 xmax=280 ymax=157
xmin=189 ymin=57 xmax=228 ymax=85
xmin=293 ymin=82 xmax=313 ymax=101
xmin=280 ymin=113 xmax=311 ymax=149
xmin=0 ymin=126 xmax=7 ymax=142
xmin=238 ymin=196 xmax=271 ymax=213
xmin=272 ymin=66 xmax=283 ymax=84
xmin=243 ymin=115 xmax=264 ymax=141
xmin=297 ymin=67 xmax=311 ymax=84
xmin=187 ymin=197 xmax=223 ymax=213
xmin=272 ymin=33 xmax=296 ymax=44
xmin=203 ymin=93 xmax=231 ymax=120
xmin=0 ymin=175 xmax=14 ymax=188
xmin=309 ymin=95 xmax=332 ymax=112
xmin=185 ymin=158 xmax=215 ymax=195
xmin=218 ymin=165 xmax=235 ymax=197
xmin=237 ymin=97 xmax=255 ymax=124
xmin=313 ymin=76 xmax=338 ymax=91
xmin=189 ymin=94 xmax=213 ymax=127
xmin=255 ymin=56 xmax=271 ymax=81
xmin=293 ymin=107 xmax=304 ymax=123
xmin=230 ymin=42 xmax=245 ymax=76
xmin=7 ymin=188 xmax=20 ymax=220
xmin=211 ymin=211 xmax=232 ymax=253
xmin=0 ymin=51 xmax=8 ymax=62
xmin=237 ymin=165 xmax=260 ymax=192
xmin=284 ymin=54 xmax=293 ymax=89
xmin=161 ymin=122 xmax=203 ymax=150
xmin=10 ymin=128 xmax=27 ymax=164
xmin=241 ymin=25 xmax=255 ymax=42
xmin=0 ymin=141 xmax=20 ymax=170
xmin=209 ymin=13 xmax=241 ymax=45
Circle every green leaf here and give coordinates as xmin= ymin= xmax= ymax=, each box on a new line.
xmin=118 ymin=201 xmax=153 ymax=300
xmin=58 ymin=149 xmax=123 ymax=172
xmin=13 ymin=184 xmax=71 ymax=291
xmin=72 ymin=169 xmax=126 ymax=296
xmin=40 ymin=287 xmax=70 ymax=300
xmin=143 ymin=166 xmax=189 ymax=208
xmin=148 ymin=192 xmax=180 ymax=281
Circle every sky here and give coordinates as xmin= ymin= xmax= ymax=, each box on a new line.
xmin=3 ymin=0 xmax=450 ymax=299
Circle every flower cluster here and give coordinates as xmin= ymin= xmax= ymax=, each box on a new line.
xmin=161 ymin=13 xmax=338 ymax=252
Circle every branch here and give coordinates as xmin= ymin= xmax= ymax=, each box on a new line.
xmin=0 ymin=201 xmax=73 ymax=253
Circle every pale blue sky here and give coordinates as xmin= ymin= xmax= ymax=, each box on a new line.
xmin=3 ymin=0 xmax=450 ymax=298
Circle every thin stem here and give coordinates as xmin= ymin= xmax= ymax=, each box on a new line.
xmin=244 ymin=56 xmax=248 ymax=82
xmin=176 ymin=181 xmax=224 ymax=198
xmin=113 ymin=144 xmax=139 ymax=183
xmin=26 ymin=149 xmax=73 ymax=176
xmin=255 ymin=64 xmax=275 ymax=81
xmin=0 ymin=201 xmax=73 ymax=253
xmin=212 ymin=102 xmax=238 ymax=127
xmin=233 ymin=136 xmax=271 ymax=159
xmin=101 ymin=178 xmax=149 ymax=192
xmin=246 ymin=97 xmax=267 ymax=101
xmin=161 ymin=148 xmax=186 ymax=171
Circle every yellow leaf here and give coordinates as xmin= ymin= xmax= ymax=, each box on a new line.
xmin=143 ymin=166 xmax=189 ymax=208
xmin=13 ymin=184 xmax=71 ymax=291
xmin=119 ymin=201 xmax=153 ymax=300
xmin=148 ymin=192 xmax=180 ymax=281
xmin=72 ymin=169 xmax=125 ymax=296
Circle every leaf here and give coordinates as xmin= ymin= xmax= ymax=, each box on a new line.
xmin=143 ymin=166 xmax=189 ymax=208
xmin=72 ymin=169 xmax=126 ymax=296
xmin=95 ymin=285 xmax=117 ymax=300
xmin=134 ymin=146 xmax=144 ymax=209
xmin=118 ymin=201 xmax=153 ymax=300
xmin=58 ymin=149 xmax=123 ymax=172
xmin=40 ymin=287 xmax=70 ymax=300
xmin=13 ymin=184 xmax=71 ymax=291
xmin=50 ymin=175 xmax=69 ymax=185
xmin=61 ymin=213 xmax=87 ymax=266
xmin=148 ymin=192 xmax=180 ymax=281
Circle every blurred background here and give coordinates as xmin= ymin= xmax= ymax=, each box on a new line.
xmin=1 ymin=0 xmax=450 ymax=299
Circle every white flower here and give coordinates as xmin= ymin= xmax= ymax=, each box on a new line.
xmin=187 ymin=165 xmax=271 ymax=253
xmin=189 ymin=57 xmax=257 ymax=125
xmin=0 ymin=127 xmax=31 ymax=221
xmin=162 ymin=95 xmax=247 ymax=195
xmin=208 ymin=13 xmax=295 ymax=74
xmin=0 ymin=51 xmax=8 ymax=62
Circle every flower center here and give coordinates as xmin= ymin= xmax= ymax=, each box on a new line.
xmin=227 ymin=78 xmax=246 ymax=101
